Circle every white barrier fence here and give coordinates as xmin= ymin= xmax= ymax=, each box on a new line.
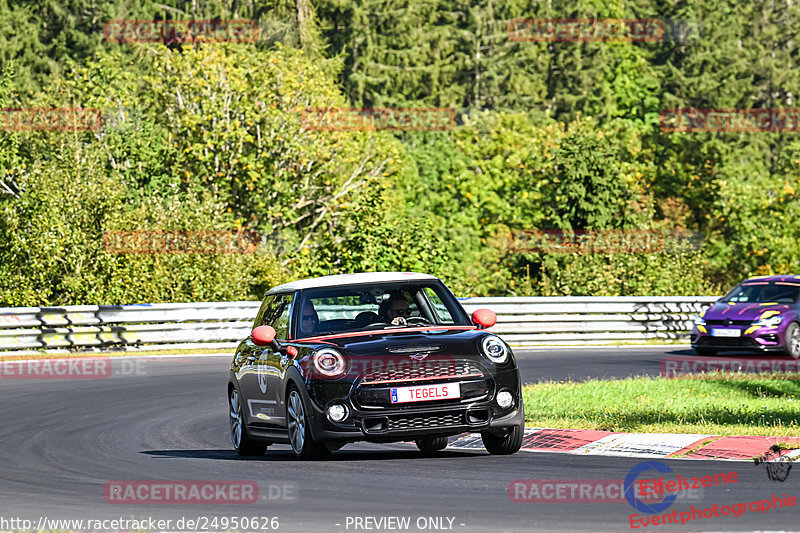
xmin=459 ymin=296 xmax=716 ymax=345
xmin=0 ymin=296 xmax=718 ymax=353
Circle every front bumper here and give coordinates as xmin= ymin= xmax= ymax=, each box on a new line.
xmin=306 ymin=399 xmax=524 ymax=443
xmin=691 ymin=326 xmax=785 ymax=352
xmin=304 ymin=361 xmax=522 ymax=443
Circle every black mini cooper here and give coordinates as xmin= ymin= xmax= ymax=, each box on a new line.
xmin=227 ymin=272 xmax=524 ymax=459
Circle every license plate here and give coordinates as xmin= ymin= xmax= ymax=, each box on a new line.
xmin=711 ymin=328 xmax=741 ymax=337
xmin=390 ymin=382 xmax=460 ymax=404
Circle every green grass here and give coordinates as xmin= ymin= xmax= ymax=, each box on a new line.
xmin=522 ymin=373 xmax=800 ymax=437
xmin=511 ymin=339 xmax=689 ymax=348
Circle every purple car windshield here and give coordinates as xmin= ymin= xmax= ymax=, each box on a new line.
xmin=722 ymin=283 xmax=800 ymax=304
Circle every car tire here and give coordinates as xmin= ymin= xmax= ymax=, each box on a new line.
xmin=415 ymin=437 xmax=448 ymax=453
xmin=694 ymin=347 xmax=717 ymax=356
xmin=481 ymin=404 xmax=525 ymax=455
xmin=286 ymin=387 xmax=330 ymax=460
xmin=229 ymin=387 xmax=268 ymax=456
xmin=784 ymin=322 xmax=800 ymax=360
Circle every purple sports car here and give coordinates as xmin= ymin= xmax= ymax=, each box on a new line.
xmin=691 ymin=275 xmax=800 ymax=359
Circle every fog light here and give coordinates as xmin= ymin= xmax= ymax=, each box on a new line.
xmin=497 ymin=391 xmax=513 ymax=409
xmin=327 ymin=403 xmax=348 ymax=422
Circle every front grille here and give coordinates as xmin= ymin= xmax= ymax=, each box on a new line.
xmin=386 ymin=412 xmax=462 ymax=431
xmin=360 ymin=360 xmax=483 ymax=385
xmin=696 ymin=336 xmax=760 ymax=348
xmin=705 ymin=319 xmax=752 ymax=326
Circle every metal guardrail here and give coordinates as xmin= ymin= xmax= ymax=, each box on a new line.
xmin=0 ymin=296 xmax=718 ymax=353
xmin=0 ymin=302 xmax=258 ymax=354
xmin=459 ymin=296 xmax=717 ymax=345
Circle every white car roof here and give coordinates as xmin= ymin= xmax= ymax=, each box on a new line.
xmin=266 ymin=272 xmax=440 ymax=294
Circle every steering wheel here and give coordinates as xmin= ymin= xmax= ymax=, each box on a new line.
xmin=406 ymin=316 xmax=432 ymax=325
xmin=354 ymin=311 xmax=381 ymax=328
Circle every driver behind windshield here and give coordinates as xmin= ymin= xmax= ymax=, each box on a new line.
xmin=379 ymin=291 xmax=414 ymax=322
xmin=298 ymin=300 xmax=319 ymax=336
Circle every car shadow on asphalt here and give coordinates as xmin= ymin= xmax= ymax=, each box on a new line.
xmin=666 ymin=348 xmax=703 ymax=355
xmin=141 ymin=448 xmax=482 ymax=461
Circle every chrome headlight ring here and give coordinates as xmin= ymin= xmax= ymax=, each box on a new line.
xmin=481 ymin=335 xmax=509 ymax=364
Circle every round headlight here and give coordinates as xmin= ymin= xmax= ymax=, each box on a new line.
xmin=327 ymin=403 xmax=349 ymax=422
xmin=497 ymin=391 xmax=514 ymax=409
xmin=313 ymin=348 xmax=346 ymax=378
xmin=481 ymin=335 xmax=509 ymax=364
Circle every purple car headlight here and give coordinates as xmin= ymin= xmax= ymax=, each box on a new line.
xmin=753 ymin=315 xmax=784 ymax=328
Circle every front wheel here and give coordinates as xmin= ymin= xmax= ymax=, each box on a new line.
xmin=481 ymin=404 xmax=525 ymax=455
xmin=784 ymin=322 xmax=800 ymax=360
xmin=415 ymin=437 xmax=448 ymax=453
xmin=286 ymin=387 xmax=330 ymax=460
xmin=229 ymin=387 xmax=268 ymax=456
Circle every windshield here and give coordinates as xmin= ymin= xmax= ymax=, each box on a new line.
xmin=721 ymin=282 xmax=800 ymax=304
xmin=294 ymin=282 xmax=469 ymax=338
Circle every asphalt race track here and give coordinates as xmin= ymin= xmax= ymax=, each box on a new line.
xmin=0 ymin=347 xmax=798 ymax=532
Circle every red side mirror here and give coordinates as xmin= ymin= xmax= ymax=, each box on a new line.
xmin=252 ymin=325 xmax=277 ymax=346
xmin=472 ymin=309 xmax=497 ymax=329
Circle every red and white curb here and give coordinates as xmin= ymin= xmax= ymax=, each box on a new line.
xmin=450 ymin=428 xmax=800 ymax=462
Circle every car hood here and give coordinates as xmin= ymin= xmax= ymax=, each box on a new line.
xmin=702 ymin=301 xmax=792 ymax=321
xmin=300 ymin=327 xmax=490 ymax=357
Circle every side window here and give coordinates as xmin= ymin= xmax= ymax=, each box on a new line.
xmin=424 ymin=287 xmax=455 ymax=324
xmin=253 ymin=295 xmax=276 ymax=329
xmin=272 ymin=294 xmax=294 ymax=339
xmin=261 ymin=293 xmax=294 ymax=340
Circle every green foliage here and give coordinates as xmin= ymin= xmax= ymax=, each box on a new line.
xmin=2 ymin=0 xmax=800 ymax=304
xmin=545 ymin=126 xmax=646 ymax=230
xmin=0 ymin=42 xmax=415 ymax=305
xmin=0 ymin=139 xmax=276 ymax=306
